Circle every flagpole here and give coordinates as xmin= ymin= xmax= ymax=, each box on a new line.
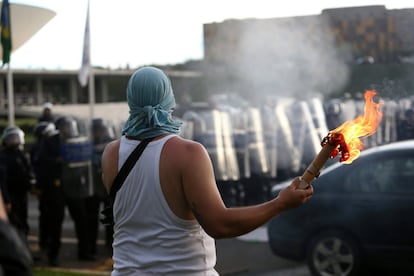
xmin=88 ymin=67 xmax=95 ymax=122
xmin=84 ymin=0 xmax=95 ymax=197
xmin=87 ymin=67 xmax=95 ymax=197
xmin=6 ymin=63 xmax=14 ymax=126
xmin=1 ymin=0 xmax=13 ymax=126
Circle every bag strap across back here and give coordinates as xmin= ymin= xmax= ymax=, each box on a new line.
xmin=108 ymin=137 xmax=153 ymax=203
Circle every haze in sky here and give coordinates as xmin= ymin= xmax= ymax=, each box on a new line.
xmin=9 ymin=0 xmax=414 ymax=70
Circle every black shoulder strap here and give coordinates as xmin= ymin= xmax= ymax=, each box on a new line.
xmin=109 ymin=138 xmax=152 ymax=201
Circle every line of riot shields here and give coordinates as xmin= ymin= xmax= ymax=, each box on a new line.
xmin=64 ymin=94 xmax=413 ymax=207
xmin=174 ymin=94 xmax=414 ymax=206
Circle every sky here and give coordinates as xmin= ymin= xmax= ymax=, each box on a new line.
xmin=9 ymin=0 xmax=414 ymax=70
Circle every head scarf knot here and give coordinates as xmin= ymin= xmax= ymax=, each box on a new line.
xmin=122 ymin=67 xmax=182 ymax=139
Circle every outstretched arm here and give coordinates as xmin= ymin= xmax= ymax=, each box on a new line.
xmin=181 ymin=141 xmax=313 ymax=239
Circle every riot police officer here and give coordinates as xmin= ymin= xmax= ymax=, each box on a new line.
xmin=35 ymin=122 xmax=65 ymax=266
xmin=30 ymin=121 xmax=59 ymax=259
xmin=88 ymin=118 xmax=115 ymax=256
xmin=55 ymin=116 xmax=95 ymax=261
xmin=0 ymin=126 xmax=35 ymax=249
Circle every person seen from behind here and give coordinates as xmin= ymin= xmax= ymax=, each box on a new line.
xmin=101 ymin=66 xmax=313 ymax=275
xmin=0 ymin=126 xmax=36 ymax=250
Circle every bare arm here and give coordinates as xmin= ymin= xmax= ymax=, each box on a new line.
xmin=0 ymin=192 xmax=8 ymax=221
xmin=181 ymin=141 xmax=313 ymax=239
xmin=101 ymin=139 xmax=120 ymax=193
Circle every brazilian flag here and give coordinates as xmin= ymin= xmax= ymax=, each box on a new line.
xmin=1 ymin=0 xmax=11 ymax=65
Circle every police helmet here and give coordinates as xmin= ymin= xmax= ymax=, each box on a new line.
xmin=33 ymin=122 xmax=56 ymax=138
xmin=55 ymin=116 xmax=79 ymax=138
xmin=326 ymin=102 xmax=341 ymax=115
xmin=42 ymin=102 xmax=53 ymax=111
xmin=2 ymin=126 xmax=25 ymax=147
xmin=92 ymin=118 xmax=115 ymax=143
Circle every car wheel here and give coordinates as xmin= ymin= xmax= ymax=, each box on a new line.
xmin=306 ymin=230 xmax=361 ymax=276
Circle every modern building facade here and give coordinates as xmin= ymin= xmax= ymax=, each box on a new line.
xmin=0 ymin=68 xmax=202 ymax=108
xmin=204 ymin=5 xmax=414 ymax=65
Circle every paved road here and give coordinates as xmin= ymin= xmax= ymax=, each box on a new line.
xmin=27 ymin=194 xmax=311 ymax=275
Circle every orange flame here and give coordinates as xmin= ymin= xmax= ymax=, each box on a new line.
xmin=331 ymin=90 xmax=383 ymax=164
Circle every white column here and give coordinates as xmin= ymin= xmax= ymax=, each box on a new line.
xmin=35 ymin=77 xmax=43 ymax=104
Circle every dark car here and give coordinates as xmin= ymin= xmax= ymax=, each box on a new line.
xmin=267 ymin=140 xmax=414 ymax=276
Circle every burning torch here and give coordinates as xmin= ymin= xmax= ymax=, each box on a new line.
xmin=299 ymin=90 xmax=383 ymax=189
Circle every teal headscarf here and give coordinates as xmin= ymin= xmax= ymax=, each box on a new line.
xmin=122 ymin=67 xmax=182 ymax=139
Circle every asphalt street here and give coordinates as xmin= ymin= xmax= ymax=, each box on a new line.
xmin=27 ymin=192 xmax=311 ymax=275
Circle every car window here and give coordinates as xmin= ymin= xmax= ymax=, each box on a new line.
xmin=344 ymin=160 xmax=381 ymax=193
xmin=344 ymin=154 xmax=414 ymax=194
xmin=385 ymin=157 xmax=414 ymax=193
xmin=314 ymin=164 xmax=346 ymax=193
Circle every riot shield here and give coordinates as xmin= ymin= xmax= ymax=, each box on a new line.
xmin=246 ymin=107 xmax=268 ymax=176
xmin=193 ymin=109 xmax=239 ymax=182
xmin=61 ymin=137 xmax=93 ymax=199
xmin=58 ymin=117 xmax=93 ymax=199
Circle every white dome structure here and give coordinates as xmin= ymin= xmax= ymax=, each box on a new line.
xmin=0 ymin=2 xmax=55 ymax=57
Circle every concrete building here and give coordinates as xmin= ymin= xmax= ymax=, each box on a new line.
xmin=0 ymin=67 xmax=203 ymax=107
xmin=204 ymin=5 xmax=414 ymax=65
xmin=322 ymin=5 xmax=414 ymax=62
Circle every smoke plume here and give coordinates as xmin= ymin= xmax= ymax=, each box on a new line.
xmin=233 ymin=16 xmax=351 ymax=101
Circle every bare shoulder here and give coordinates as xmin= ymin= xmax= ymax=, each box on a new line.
xmin=101 ymin=139 xmax=121 ymax=192
xmin=165 ymin=136 xmax=208 ymax=159
xmin=103 ymin=139 xmax=120 ymax=156
xmin=101 ymin=139 xmax=120 ymax=167
xmin=162 ymin=136 xmax=212 ymax=175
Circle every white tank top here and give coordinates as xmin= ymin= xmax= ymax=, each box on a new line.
xmin=112 ymin=135 xmax=218 ymax=276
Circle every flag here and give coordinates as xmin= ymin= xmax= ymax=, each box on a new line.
xmin=78 ymin=0 xmax=90 ymax=87
xmin=1 ymin=0 xmax=11 ymax=65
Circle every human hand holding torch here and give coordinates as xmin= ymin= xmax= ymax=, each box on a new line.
xmin=297 ymin=90 xmax=383 ymax=189
xmin=298 ymin=132 xmax=348 ymax=189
